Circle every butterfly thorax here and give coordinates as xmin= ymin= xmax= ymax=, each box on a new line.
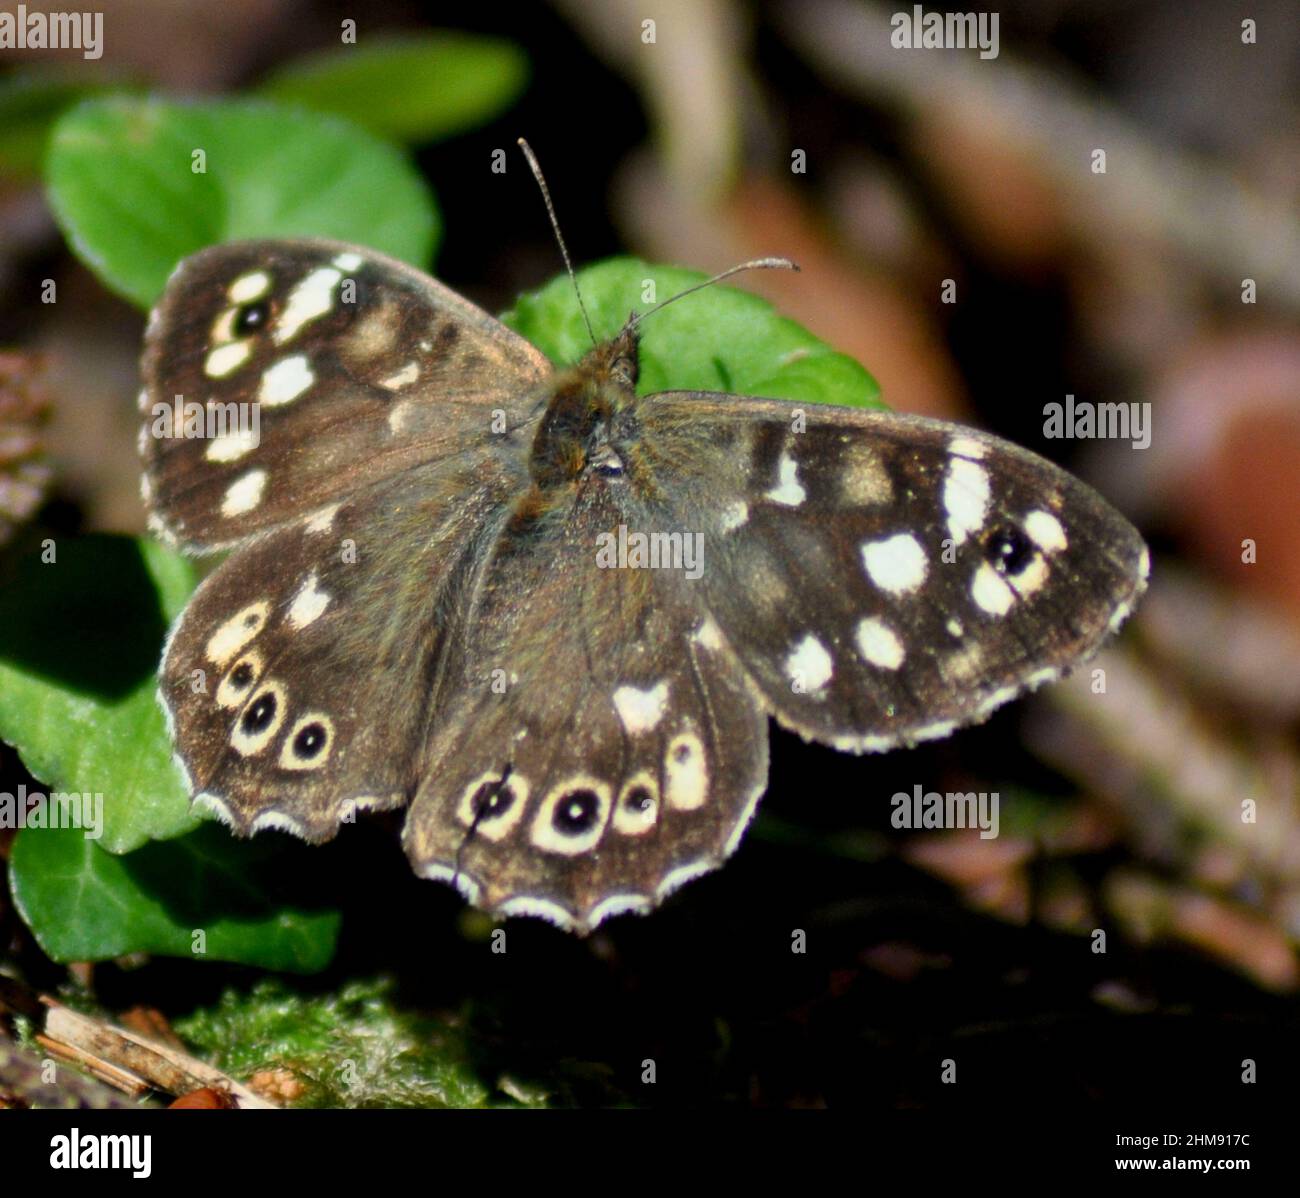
xmin=526 ymin=325 xmax=641 ymax=493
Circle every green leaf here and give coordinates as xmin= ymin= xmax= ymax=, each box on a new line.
xmin=259 ymin=32 xmax=529 ymax=144
xmin=0 ymin=534 xmax=197 ymax=852
xmin=45 ymin=94 xmax=439 ymax=309
xmin=8 ymin=824 xmax=340 ymax=972
xmin=0 ymin=72 xmax=124 ymax=180
xmin=176 ymin=979 xmax=515 ymax=1107
xmin=502 ymin=258 xmax=883 ymax=409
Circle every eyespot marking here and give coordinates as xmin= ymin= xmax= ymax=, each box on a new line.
xmin=531 ymin=777 xmax=611 ymax=854
xmin=614 ymin=773 xmax=659 ymax=836
xmin=457 ymin=772 xmax=529 ymax=841
xmin=205 ymin=600 xmax=271 ymax=666
xmin=231 ymin=681 xmax=287 ymax=756
xmin=278 ymin=714 xmax=335 ymax=771
xmin=664 ymin=732 xmax=707 ymax=810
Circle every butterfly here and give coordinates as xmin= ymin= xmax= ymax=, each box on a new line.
xmin=139 ymin=219 xmax=1147 ymax=934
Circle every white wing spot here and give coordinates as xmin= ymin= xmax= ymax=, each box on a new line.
xmin=227 ymin=270 xmax=271 ymax=303
xmin=1024 ymin=509 xmax=1068 ymax=554
xmin=765 ymin=450 xmax=806 ymax=507
xmin=949 ymin=435 xmax=987 ymax=460
xmin=665 ymin=732 xmax=707 ymax=810
xmin=693 ymin=616 xmax=723 ymax=650
xmin=274 ymin=267 xmax=342 ymax=344
xmin=221 ymin=468 xmax=267 ymax=517
xmin=259 ymin=354 xmax=314 ymax=406
xmin=861 ymin=532 xmax=928 ymax=594
xmin=205 ymin=426 xmax=259 ymax=463
xmin=287 ymin=571 xmax=330 ymax=629
xmin=943 ymin=456 xmax=990 ymax=545
xmin=305 ymin=504 xmax=340 ymax=533
xmin=332 ymin=252 xmax=364 ymax=271
xmin=205 ymin=601 xmax=270 ymax=666
xmin=719 ymin=501 xmax=749 ymax=532
xmin=785 ymin=633 xmax=834 ymax=692
xmin=204 ymin=340 xmax=251 ymax=378
xmin=855 ymin=616 xmax=905 ymax=670
xmin=946 ymin=617 xmax=964 ymax=637
xmin=388 ymin=401 xmax=412 ymax=435
xmin=972 ymin=561 xmax=1016 ymax=615
xmin=379 ymin=362 xmax=420 ymax=390
xmin=612 ymin=681 xmax=670 ymax=734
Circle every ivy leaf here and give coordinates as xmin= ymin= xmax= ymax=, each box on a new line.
xmin=45 ymin=94 xmax=439 ymax=309
xmin=502 ymin=257 xmax=882 ymax=409
xmin=9 ymin=824 xmax=341 ymax=972
xmin=259 ymin=32 xmax=529 ymax=145
xmin=0 ymin=535 xmax=197 ymax=853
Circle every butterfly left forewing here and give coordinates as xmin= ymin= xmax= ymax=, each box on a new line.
xmin=141 ymin=238 xmax=549 ymax=551
xmin=635 ymin=392 xmax=1148 ymax=751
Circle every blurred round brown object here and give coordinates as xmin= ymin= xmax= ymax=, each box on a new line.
xmin=0 ymin=352 xmax=53 ymax=546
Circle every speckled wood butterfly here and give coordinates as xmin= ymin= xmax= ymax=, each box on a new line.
xmin=140 ymin=185 xmax=1147 ymax=932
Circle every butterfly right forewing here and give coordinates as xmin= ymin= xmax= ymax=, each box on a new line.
xmin=635 ymin=393 xmax=1149 ymax=752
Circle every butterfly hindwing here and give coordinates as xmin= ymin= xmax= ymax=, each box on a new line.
xmin=140 ymin=238 xmax=549 ymax=550
xmin=635 ymin=393 xmax=1149 ymax=751
xmin=402 ymin=480 xmax=769 ymax=930
xmin=160 ymin=453 xmax=525 ymax=839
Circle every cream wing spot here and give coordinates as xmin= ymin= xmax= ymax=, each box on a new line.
xmin=944 ymin=456 xmax=990 ymax=545
xmin=765 ymin=450 xmax=806 ymax=507
xmin=972 ymin=561 xmax=1016 ymax=615
xmin=332 ymin=252 xmax=364 ymax=271
xmin=692 ymin=615 xmax=723 ymax=650
xmin=274 ymin=267 xmax=342 ymax=344
xmin=379 ymin=362 xmax=420 ymax=390
xmin=612 ymin=681 xmax=670 ymax=734
xmin=277 ymin=714 xmax=335 ymax=771
xmin=205 ymin=426 xmax=259 ymax=463
xmin=1024 ymin=509 xmax=1068 ymax=554
xmin=204 ymin=340 xmax=252 ymax=378
xmin=665 ymin=732 xmax=707 ymax=811
xmin=204 ymin=600 xmax=270 ymax=666
xmin=614 ymin=773 xmax=660 ymax=836
xmin=855 ymin=616 xmax=905 ymax=670
xmin=785 ymin=633 xmax=833 ymax=692
xmin=258 ymin=354 xmax=314 ymax=406
xmin=305 ymin=504 xmax=340 ymax=534
xmin=388 ymin=401 xmax=412 ymax=435
xmin=949 ymin=435 xmax=987 ymax=460
xmin=227 ymin=270 xmax=271 ymax=303
xmin=719 ymin=501 xmax=749 ymax=532
xmin=861 ymin=532 xmax=928 ymax=594
xmin=531 ymin=778 xmax=611 ymax=855
xmin=221 ymin=468 xmax=267 ymax=517
xmin=287 ymin=571 xmax=330 ymax=629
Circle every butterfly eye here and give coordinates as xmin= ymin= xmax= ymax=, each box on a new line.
xmin=233 ymin=300 xmax=270 ymax=336
xmin=984 ymin=525 xmax=1036 ymax=576
xmin=611 ymin=356 xmax=636 ymax=386
xmin=589 ymin=445 xmax=625 ymax=477
xmin=554 ymin=789 xmax=601 ymax=834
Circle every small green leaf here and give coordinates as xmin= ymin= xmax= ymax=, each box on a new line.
xmin=9 ymin=824 xmax=341 ymax=972
xmin=45 ymin=94 xmax=439 ymax=309
xmin=259 ymin=32 xmax=529 ymax=144
xmin=502 ymin=258 xmax=883 ymax=409
xmin=0 ymin=535 xmax=197 ymax=852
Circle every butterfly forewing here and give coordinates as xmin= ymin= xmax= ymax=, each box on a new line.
xmin=635 ymin=393 xmax=1148 ymax=751
xmin=140 ymin=239 xmax=549 ymax=550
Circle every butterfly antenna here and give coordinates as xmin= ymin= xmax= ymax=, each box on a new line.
xmin=518 ymin=138 xmax=597 ymax=348
xmin=627 ymin=258 xmax=800 ymax=331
